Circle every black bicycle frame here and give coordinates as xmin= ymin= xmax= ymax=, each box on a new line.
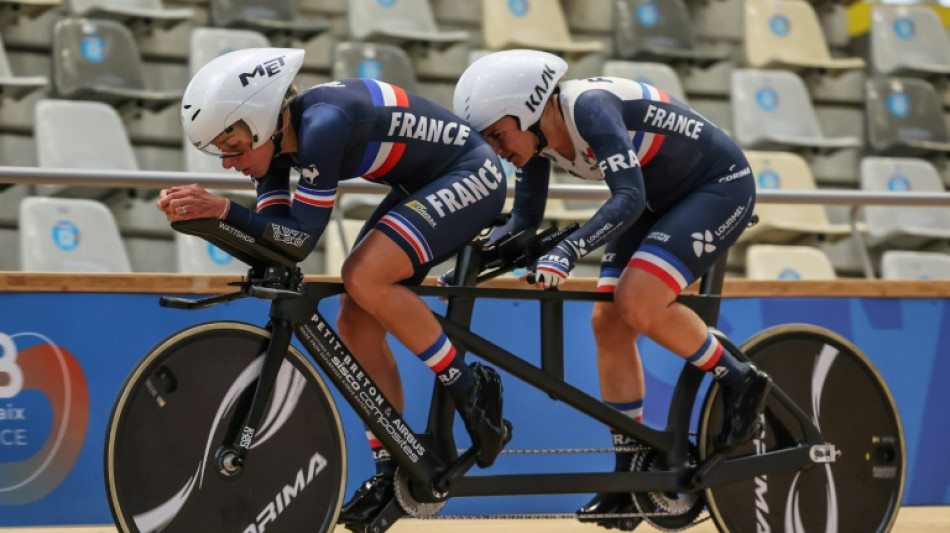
xmin=206 ymin=245 xmax=826 ymax=506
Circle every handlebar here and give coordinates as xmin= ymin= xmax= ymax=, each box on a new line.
xmin=473 ymin=223 xmax=579 ymax=284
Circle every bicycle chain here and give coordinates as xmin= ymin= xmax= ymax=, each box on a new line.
xmin=431 ymin=445 xmax=710 ymax=527
xmin=461 ymin=445 xmax=654 ymax=455
xmin=423 ymin=511 xmax=711 ymax=522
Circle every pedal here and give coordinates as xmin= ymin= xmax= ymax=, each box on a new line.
xmin=346 ymin=499 xmax=405 ymax=533
xmin=810 ymin=443 xmax=840 ymax=464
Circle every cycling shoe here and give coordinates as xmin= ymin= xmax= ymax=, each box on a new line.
xmin=455 ymin=362 xmax=509 ymax=468
xmin=715 ymin=365 xmax=772 ymax=451
xmin=338 ymin=473 xmax=396 ymax=525
xmin=577 ymin=492 xmax=642 ymax=531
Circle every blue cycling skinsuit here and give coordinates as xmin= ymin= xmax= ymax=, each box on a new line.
xmin=509 ymin=77 xmax=755 ymax=292
xmin=222 ymin=78 xmax=507 ymax=282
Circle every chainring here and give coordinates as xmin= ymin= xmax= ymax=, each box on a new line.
xmin=393 ymin=467 xmax=446 ymax=518
xmin=632 ymin=446 xmax=706 ymax=531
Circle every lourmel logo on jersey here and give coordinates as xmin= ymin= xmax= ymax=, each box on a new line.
xmin=238 ymin=55 xmax=287 ymax=87
xmin=692 ymin=230 xmax=716 ymax=257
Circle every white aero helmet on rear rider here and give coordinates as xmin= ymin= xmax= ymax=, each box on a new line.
xmin=182 ymin=47 xmax=305 ymax=155
xmin=453 ymin=49 xmax=568 ymax=133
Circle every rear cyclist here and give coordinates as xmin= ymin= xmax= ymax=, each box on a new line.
xmin=454 ymin=49 xmax=772 ymax=529
xmin=159 ymin=47 xmax=510 ymax=528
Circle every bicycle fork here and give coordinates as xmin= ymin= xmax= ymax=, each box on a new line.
xmin=215 ymin=317 xmax=296 ymax=478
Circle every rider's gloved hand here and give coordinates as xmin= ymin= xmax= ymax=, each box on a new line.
xmin=528 ymin=243 xmax=575 ymax=289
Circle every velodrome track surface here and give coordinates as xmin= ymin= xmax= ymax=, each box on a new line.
xmin=2 ymin=506 xmax=948 ymax=533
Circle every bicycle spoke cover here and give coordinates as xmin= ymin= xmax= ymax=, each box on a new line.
xmin=106 ymin=326 xmax=345 ymax=533
xmin=700 ymin=326 xmax=905 ymax=533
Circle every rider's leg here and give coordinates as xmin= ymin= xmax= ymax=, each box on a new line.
xmin=337 ymin=296 xmax=405 ymax=411
xmin=337 ymin=231 xmax=507 ymax=524
xmin=614 ymin=268 xmax=770 ymax=450
xmin=577 ymin=301 xmax=645 ymax=527
xmin=342 ymin=230 xmax=507 ymax=465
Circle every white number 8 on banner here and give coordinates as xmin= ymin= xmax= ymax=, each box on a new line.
xmin=0 ymin=333 xmax=24 ymax=398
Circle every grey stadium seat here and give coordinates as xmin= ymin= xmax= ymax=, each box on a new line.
xmin=51 ymin=17 xmax=181 ymax=112
xmin=347 ymin=0 xmax=468 ymax=47
xmin=731 ymin=68 xmax=860 ymax=152
xmin=870 ymin=4 xmax=950 ymax=78
xmin=864 ymin=76 xmax=950 ymax=157
xmin=613 ymin=0 xmax=728 ymax=67
xmin=208 ymin=0 xmax=330 ymax=44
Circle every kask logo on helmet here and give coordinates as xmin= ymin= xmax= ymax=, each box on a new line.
xmin=523 ymin=64 xmax=559 ymax=113
xmin=238 ymin=55 xmax=288 ymax=88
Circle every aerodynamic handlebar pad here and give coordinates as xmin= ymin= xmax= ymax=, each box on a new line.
xmin=171 ymin=218 xmax=299 ymax=270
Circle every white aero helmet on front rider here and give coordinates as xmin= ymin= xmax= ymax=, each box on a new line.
xmin=181 ymin=47 xmax=305 ymax=155
xmin=453 ymin=49 xmax=568 ymax=132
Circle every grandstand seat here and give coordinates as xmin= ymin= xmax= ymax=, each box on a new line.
xmin=743 ymin=0 xmax=864 ymax=74
xmin=175 ymin=232 xmax=248 ymax=274
xmin=613 ymin=0 xmax=729 ymax=67
xmin=347 ymin=0 xmax=468 ymax=47
xmin=482 ymin=0 xmax=604 ymax=54
xmin=188 ymin=26 xmax=270 ymax=75
xmin=0 ymin=33 xmax=47 ymax=100
xmin=864 ymin=76 xmax=950 ymax=158
xmin=745 ymin=244 xmax=837 ymax=280
xmin=66 ymin=0 xmax=193 ymax=33
xmin=870 ymin=5 xmax=950 ymax=78
xmin=332 ymin=41 xmax=419 ymax=91
xmin=208 ymin=0 xmax=331 ymax=45
xmin=0 ymin=0 xmax=60 ymax=27
xmin=731 ymin=68 xmax=860 ymax=152
xmin=19 ymin=196 xmax=132 ymax=272
xmin=34 ymin=98 xmax=137 ymax=198
xmin=740 ymin=150 xmax=853 ymax=244
xmin=880 ymin=250 xmax=950 ymax=280
xmin=602 ymin=60 xmax=687 ymax=101
xmin=51 ymin=17 xmax=181 ymax=112
xmin=860 ymin=156 xmax=950 ymax=249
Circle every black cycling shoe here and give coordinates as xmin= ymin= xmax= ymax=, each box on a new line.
xmin=715 ymin=365 xmax=773 ymax=451
xmin=337 ymin=473 xmax=396 ymax=525
xmin=455 ymin=362 xmax=509 ymax=468
xmin=577 ymin=492 xmax=642 ymax=531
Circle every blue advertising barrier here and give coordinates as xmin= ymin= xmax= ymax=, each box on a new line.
xmin=0 ymin=289 xmax=946 ymax=526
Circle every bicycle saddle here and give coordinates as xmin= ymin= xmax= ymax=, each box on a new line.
xmin=172 ymin=218 xmax=300 ymax=270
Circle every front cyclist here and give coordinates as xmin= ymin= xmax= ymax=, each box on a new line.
xmin=159 ymin=48 xmax=510 ymax=528
xmin=454 ymin=50 xmax=772 ymax=529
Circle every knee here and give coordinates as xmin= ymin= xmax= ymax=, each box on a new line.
xmin=591 ymin=302 xmax=637 ymax=343
xmin=340 ymin=257 xmax=372 ymax=305
xmin=614 ymin=297 xmax=655 ymax=335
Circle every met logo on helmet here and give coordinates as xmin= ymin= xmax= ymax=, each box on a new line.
xmin=239 ymin=55 xmax=288 ymax=87
xmin=524 ymin=64 xmax=559 ymax=113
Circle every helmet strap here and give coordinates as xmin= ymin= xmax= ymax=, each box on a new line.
xmin=528 ymin=88 xmax=558 ymax=156
xmin=270 ymin=110 xmax=285 ymax=159
xmin=528 ymin=121 xmax=548 ymax=156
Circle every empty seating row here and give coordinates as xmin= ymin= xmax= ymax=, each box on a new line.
xmin=745 ymin=245 xmax=950 ymax=280
xmin=15 ymin=195 xmax=363 ymax=274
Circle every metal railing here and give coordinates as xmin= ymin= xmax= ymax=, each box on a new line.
xmin=3 ymin=165 xmax=950 ymax=278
